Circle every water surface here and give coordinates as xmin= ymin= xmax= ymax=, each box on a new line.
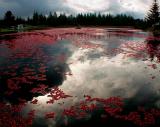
xmin=0 ymin=28 xmax=160 ymax=127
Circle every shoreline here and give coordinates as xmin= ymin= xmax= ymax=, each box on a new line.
xmin=0 ymin=25 xmax=141 ymax=35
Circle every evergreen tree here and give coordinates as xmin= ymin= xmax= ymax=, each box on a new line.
xmin=4 ymin=10 xmax=15 ymax=27
xmin=146 ymin=0 xmax=159 ymax=27
xmin=16 ymin=17 xmax=25 ymax=24
xmin=32 ymin=11 xmax=39 ymax=25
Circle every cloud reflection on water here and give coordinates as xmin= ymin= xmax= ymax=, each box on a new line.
xmin=19 ymin=28 xmax=160 ymax=126
xmin=1 ymin=28 xmax=160 ymax=127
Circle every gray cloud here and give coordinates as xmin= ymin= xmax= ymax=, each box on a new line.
xmin=0 ymin=0 xmax=157 ymax=20
xmin=0 ymin=0 xmax=74 ymax=18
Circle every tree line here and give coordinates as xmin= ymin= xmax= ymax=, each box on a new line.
xmin=0 ymin=0 xmax=160 ymax=30
xmin=0 ymin=11 xmax=147 ymax=29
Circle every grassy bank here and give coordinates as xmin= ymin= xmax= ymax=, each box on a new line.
xmin=0 ymin=25 xmax=147 ymax=35
xmin=0 ymin=25 xmax=50 ymax=35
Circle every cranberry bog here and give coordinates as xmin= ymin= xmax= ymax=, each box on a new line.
xmin=0 ymin=27 xmax=160 ymax=127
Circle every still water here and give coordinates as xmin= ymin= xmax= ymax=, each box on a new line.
xmin=0 ymin=28 xmax=160 ymax=127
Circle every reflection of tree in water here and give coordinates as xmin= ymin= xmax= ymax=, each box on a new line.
xmin=0 ymin=62 xmax=67 ymax=104
xmin=0 ymin=36 xmax=73 ymax=104
xmin=146 ymin=32 xmax=160 ymax=62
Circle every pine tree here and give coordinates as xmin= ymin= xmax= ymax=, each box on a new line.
xmin=32 ymin=11 xmax=39 ymax=25
xmin=146 ymin=0 xmax=159 ymax=27
xmin=4 ymin=11 xmax=15 ymax=26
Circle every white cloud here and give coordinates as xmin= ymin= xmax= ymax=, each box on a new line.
xmin=65 ymin=0 xmax=154 ymax=18
xmin=0 ymin=0 xmax=159 ymax=18
xmin=65 ymin=0 xmax=109 ymax=12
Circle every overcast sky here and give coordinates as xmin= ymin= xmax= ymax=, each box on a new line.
xmin=0 ymin=0 xmax=158 ymax=19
